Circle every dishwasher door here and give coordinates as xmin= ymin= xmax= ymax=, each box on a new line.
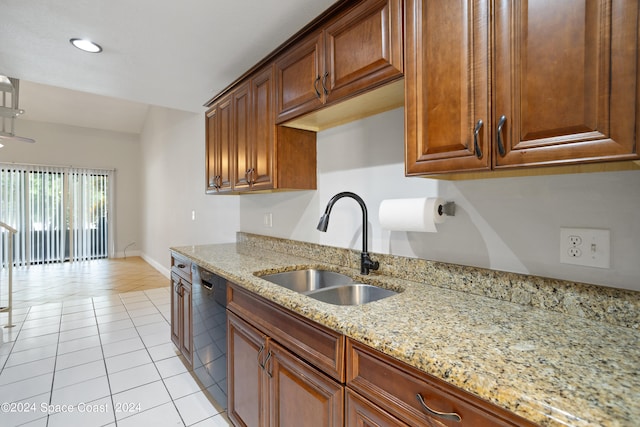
xmin=191 ymin=265 xmax=227 ymax=410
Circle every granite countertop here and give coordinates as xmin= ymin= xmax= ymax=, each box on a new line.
xmin=171 ymin=242 xmax=640 ymax=427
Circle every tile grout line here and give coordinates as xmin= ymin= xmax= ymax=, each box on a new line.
xmin=123 ymin=290 xmax=189 ymax=427
xmin=92 ymin=294 xmax=118 ymax=427
xmin=43 ymin=303 xmax=65 ymax=427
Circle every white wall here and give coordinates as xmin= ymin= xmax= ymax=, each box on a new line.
xmin=139 ymin=106 xmax=240 ymax=275
xmin=0 ymin=119 xmax=141 ymax=257
xmin=240 ymin=108 xmax=640 ymax=291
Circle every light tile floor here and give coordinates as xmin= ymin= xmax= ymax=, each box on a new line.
xmin=0 ymin=259 xmax=231 ymax=427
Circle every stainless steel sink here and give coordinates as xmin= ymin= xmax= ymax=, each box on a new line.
xmin=306 ymin=284 xmax=397 ymax=305
xmin=259 ymin=268 xmax=399 ymax=305
xmin=260 ymin=269 xmax=355 ymax=293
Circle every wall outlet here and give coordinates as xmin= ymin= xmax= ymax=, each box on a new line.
xmin=560 ymin=228 xmax=610 ymax=268
xmin=263 ymin=213 xmax=273 ymax=228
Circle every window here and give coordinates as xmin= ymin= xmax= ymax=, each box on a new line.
xmin=0 ymin=163 xmax=114 ymax=266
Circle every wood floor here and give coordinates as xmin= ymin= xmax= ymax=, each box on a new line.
xmin=0 ymin=257 xmax=169 ymax=309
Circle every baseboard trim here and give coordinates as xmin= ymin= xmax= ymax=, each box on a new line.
xmin=113 ymin=249 xmax=141 ymax=259
xmin=140 ymin=253 xmax=171 ymax=279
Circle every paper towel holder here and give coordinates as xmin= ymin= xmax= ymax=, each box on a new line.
xmin=439 ymin=201 xmax=456 ymax=217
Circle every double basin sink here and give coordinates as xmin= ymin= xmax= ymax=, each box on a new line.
xmin=258 ymin=268 xmax=399 ymax=306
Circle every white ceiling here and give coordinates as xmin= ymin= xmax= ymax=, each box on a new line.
xmin=0 ymin=0 xmax=337 ymax=134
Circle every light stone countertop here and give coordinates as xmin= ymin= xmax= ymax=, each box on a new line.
xmin=171 ymin=242 xmax=640 ymax=427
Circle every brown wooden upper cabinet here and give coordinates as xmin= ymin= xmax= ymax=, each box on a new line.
xmin=405 ymin=0 xmax=640 ymax=176
xmin=206 ymin=65 xmax=316 ymax=194
xmin=275 ymin=0 xmax=403 ymax=124
xmin=206 ymin=94 xmax=233 ymax=193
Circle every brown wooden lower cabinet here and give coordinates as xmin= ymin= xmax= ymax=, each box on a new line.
xmin=227 ymin=311 xmax=266 ymax=427
xmin=346 ymin=339 xmax=538 ymax=427
xmin=170 ymin=254 xmax=192 ymax=366
xmin=226 ymin=282 xmax=538 ymax=427
xmin=346 ymin=389 xmax=409 ymax=427
xmin=227 ymin=311 xmax=343 ymax=427
xmin=269 ymin=339 xmax=343 ymax=427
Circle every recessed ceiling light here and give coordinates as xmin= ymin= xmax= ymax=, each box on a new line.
xmin=70 ymin=38 xmax=103 ymax=53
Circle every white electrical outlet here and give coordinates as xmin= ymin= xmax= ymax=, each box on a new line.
xmin=263 ymin=213 xmax=273 ymax=228
xmin=560 ymin=228 xmax=610 ymax=268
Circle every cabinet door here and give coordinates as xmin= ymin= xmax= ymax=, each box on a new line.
xmin=233 ymin=83 xmax=252 ymax=190
xmin=170 ymin=273 xmax=193 ymax=366
xmin=228 ymin=312 xmax=268 ymax=427
xmin=251 ymin=66 xmax=276 ymax=190
xmin=493 ymin=0 xmax=639 ymax=168
xmin=268 ymin=340 xmax=344 ymax=427
xmin=205 ymin=96 xmax=234 ymax=193
xmin=205 ymin=107 xmax=218 ymax=192
xmin=275 ymin=32 xmax=324 ymax=123
xmin=405 ymin=0 xmax=491 ymax=175
xmin=170 ymin=273 xmax=181 ymax=349
xmin=180 ymin=281 xmax=193 ymax=364
xmin=346 ymin=389 xmax=410 ymax=427
xmin=324 ymin=0 xmax=403 ymax=104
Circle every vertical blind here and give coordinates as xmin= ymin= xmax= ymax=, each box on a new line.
xmin=0 ymin=163 xmax=114 ymax=266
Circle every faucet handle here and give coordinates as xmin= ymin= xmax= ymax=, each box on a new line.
xmin=361 ymin=252 xmax=379 ymax=275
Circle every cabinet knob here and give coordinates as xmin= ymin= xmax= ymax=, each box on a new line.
xmin=177 ymin=264 xmax=186 ymax=269
xmin=416 ymin=393 xmax=462 ymax=423
xmin=496 ymin=115 xmax=507 ymax=157
xmin=473 ymin=119 xmax=483 ymax=159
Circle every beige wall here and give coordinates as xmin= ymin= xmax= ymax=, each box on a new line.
xmin=138 ymin=106 xmax=240 ymax=276
xmin=0 ymin=119 xmax=141 ymax=257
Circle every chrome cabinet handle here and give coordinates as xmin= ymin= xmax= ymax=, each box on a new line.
xmin=314 ymin=75 xmax=321 ymax=99
xmin=321 ymin=72 xmax=329 ymax=95
xmin=473 ymin=119 xmax=483 ymax=159
xmin=496 ymin=115 xmax=507 ymax=157
xmin=416 ymin=393 xmax=462 ymax=423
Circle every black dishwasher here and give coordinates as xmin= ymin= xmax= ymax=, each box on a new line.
xmin=191 ymin=264 xmax=227 ymax=410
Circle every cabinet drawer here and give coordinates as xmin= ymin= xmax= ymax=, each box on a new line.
xmin=171 ymin=253 xmax=192 ymax=282
xmin=228 ymin=283 xmax=345 ymax=382
xmin=346 ymin=339 xmax=537 ymax=427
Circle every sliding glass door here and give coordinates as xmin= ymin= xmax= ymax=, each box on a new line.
xmin=0 ymin=164 xmax=114 ymax=267
xmin=69 ymin=169 xmax=110 ymax=261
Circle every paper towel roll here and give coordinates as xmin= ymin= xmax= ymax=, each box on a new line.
xmin=378 ymin=197 xmax=446 ymax=232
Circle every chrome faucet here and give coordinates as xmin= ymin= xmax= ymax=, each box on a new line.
xmin=317 ymin=192 xmax=380 ymax=275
